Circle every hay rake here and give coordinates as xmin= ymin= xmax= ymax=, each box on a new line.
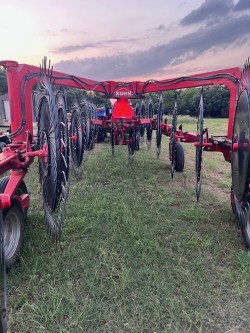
xmin=0 ymin=56 xmax=249 ymax=331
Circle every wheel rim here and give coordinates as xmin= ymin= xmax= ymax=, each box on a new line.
xmin=3 ymin=210 xmax=20 ymax=261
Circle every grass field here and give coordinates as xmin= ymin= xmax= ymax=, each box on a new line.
xmin=6 ymin=117 xmax=250 ymax=333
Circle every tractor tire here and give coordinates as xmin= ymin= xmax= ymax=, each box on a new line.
xmin=175 ymin=143 xmax=185 ymax=172
xmin=3 ymin=204 xmax=25 ymax=269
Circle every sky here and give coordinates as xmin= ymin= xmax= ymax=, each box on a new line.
xmin=1 ymin=0 xmax=250 ymax=81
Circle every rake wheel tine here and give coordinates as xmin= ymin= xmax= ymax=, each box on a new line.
xmin=62 ymin=155 xmax=67 ymax=168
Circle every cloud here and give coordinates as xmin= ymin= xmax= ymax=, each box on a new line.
xmin=54 ymin=14 xmax=250 ymax=80
xmin=234 ymin=0 xmax=250 ymax=11
xmin=43 ymin=28 xmax=87 ymax=37
xmin=156 ymin=24 xmax=165 ymax=31
xmin=180 ymin=0 xmax=234 ymax=26
xmin=53 ymin=43 xmax=105 ymax=53
xmin=53 ymin=38 xmax=141 ymax=54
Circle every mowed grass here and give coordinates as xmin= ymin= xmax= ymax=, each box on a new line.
xmin=6 ymin=117 xmax=250 ymax=333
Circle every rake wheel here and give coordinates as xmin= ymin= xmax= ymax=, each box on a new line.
xmin=170 ymin=96 xmax=177 ymax=178
xmin=37 ymin=66 xmax=69 ymax=240
xmin=196 ymin=88 xmax=204 ymax=202
xmin=70 ymin=102 xmax=84 ymax=168
xmin=231 ymin=66 xmax=250 ymax=248
xmin=81 ymin=101 xmax=90 ymax=150
xmin=140 ymin=101 xmax=146 ymax=140
xmin=135 ymin=104 xmax=140 ymax=117
xmin=146 ymin=98 xmax=153 ymax=148
xmin=38 ymin=95 xmax=60 ymax=210
xmin=37 ymin=94 xmax=63 ymax=239
xmin=87 ymin=103 xmax=98 ymax=150
xmin=231 ymin=89 xmax=250 ymax=203
xmin=156 ymin=95 xmax=163 ymax=158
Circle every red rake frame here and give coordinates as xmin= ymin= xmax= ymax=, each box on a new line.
xmin=0 ymin=60 xmax=243 ymax=212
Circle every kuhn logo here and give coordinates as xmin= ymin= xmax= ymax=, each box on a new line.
xmin=114 ymin=88 xmax=133 ymax=97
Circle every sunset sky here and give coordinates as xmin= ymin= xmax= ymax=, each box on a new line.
xmin=1 ymin=0 xmax=250 ymax=81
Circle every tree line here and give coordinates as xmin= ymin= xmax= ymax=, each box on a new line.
xmin=0 ymin=67 xmax=230 ymax=118
xmin=146 ymin=86 xmax=230 ymax=118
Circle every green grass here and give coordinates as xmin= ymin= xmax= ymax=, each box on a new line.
xmin=6 ymin=119 xmax=250 ymax=332
xmin=171 ymin=116 xmax=228 ymax=135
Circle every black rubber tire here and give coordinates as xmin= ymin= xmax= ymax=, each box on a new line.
xmin=3 ymin=204 xmax=25 ymax=269
xmin=156 ymin=97 xmax=163 ymax=157
xmin=97 ymin=128 xmax=105 ymax=143
xmin=175 ymin=143 xmax=185 ymax=172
